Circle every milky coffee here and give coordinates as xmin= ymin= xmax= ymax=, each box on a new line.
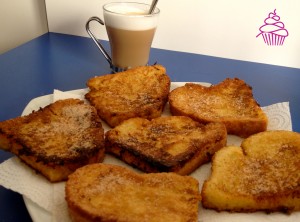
xmin=103 ymin=3 xmax=159 ymax=69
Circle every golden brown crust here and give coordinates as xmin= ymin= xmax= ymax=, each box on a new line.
xmin=66 ymin=163 xmax=201 ymax=222
xmin=105 ymin=116 xmax=227 ymax=175
xmin=168 ymin=78 xmax=268 ymax=138
xmin=201 ymin=130 xmax=300 ymax=213
xmin=85 ymin=64 xmax=170 ymax=127
xmin=0 ymin=99 xmax=105 ymax=182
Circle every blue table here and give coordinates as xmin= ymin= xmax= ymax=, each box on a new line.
xmin=0 ymin=32 xmax=299 ymax=221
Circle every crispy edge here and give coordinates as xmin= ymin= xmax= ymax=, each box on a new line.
xmin=105 ymin=118 xmax=227 ymax=175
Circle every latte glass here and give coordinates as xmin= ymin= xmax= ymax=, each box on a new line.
xmin=86 ymin=2 xmax=160 ymax=72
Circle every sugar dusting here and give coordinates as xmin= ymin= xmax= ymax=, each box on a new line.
xmin=70 ymin=165 xmax=200 ymax=221
xmin=18 ymin=102 xmax=100 ymax=159
xmin=172 ymin=81 xmax=263 ymax=120
xmin=225 ymin=144 xmax=300 ymax=195
xmin=89 ymin=69 xmax=169 ymax=114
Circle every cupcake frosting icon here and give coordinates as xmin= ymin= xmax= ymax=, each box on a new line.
xmin=256 ymin=9 xmax=288 ymax=46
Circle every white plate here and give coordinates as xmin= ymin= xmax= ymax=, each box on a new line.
xmin=22 ymin=82 xmax=299 ymax=222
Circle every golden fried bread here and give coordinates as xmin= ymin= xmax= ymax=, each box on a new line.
xmin=66 ymin=163 xmax=201 ymax=222
xmin=201 ymin=130 xmax=300 ymax=213
xmin=105 ymin=116 xmax=227 ymax=175
xmin=0 ymin=99 xmax=105 ymax=182
xmin=168 ymin=78 xmax=268 ymax=138
xmin=85 ymin=64 xmax=170 ymax=127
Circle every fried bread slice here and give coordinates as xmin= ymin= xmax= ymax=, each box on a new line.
xmin=168 ymin=78 xmax=268 ymax=138
xmin=105 ymin=116 xmax=227 ymax=175
xmin=201 ymin=130 xmax=300 ymax=213
xmin=85 ymin=64 xmax=170 ymax=127
xmin=66 ymin=163 xmax=201 ymax=222
xmin=0 ymin=99 xmax=105 ymax=182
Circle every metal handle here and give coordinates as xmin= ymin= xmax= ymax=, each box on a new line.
xmin=86 ymin=16 xmax=113 ymax=67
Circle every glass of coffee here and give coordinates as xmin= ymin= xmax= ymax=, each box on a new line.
xmin=86 ymin=2 xmax=160 ymax=72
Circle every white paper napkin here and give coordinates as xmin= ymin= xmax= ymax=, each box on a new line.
xmin=0 ymin=88 xmax=296 ymax=222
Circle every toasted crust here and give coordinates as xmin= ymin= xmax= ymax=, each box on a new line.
xmin=201 ymin=130 xmax=300 ymax=213
xmin=0 ymin=99 xmax=105 ymax=182
xmin=65 ymin=163 xmax=201 ymax=222
xmin=85 ymin=64 xmax=170 ymax=127
xmin=168 ymin=78 xmax=268 ymax=138
xmin=105 ymin=116 xmax=227 ymax=175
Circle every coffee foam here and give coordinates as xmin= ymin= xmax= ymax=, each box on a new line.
xmin=104 ymin=4 xmax=159 ymax=31
xmin=107 ymin=5 xmax=146 ymax=14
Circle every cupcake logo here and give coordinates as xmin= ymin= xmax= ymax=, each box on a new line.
xmin=256 ymin=9 xmax=289 ymax=46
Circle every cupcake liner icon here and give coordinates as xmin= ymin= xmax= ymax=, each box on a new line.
xmin=256 ymin=9 xmax=288 ymax=46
